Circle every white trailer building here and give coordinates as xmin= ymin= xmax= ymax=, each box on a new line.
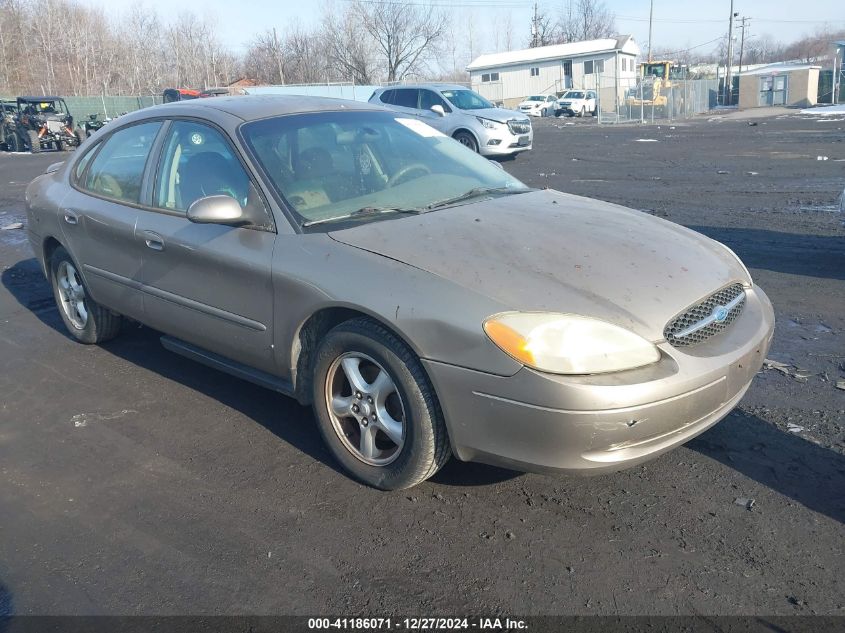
xmin=467 ymin=36 xmax=640 ymax=109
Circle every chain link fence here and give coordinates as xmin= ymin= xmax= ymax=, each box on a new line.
xmin=62 ymin=96 xmax=162 ymax=119
xmin=592 ymin=74 xmax=720 ymax=124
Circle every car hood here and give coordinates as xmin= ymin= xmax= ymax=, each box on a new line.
xmin=518 ymin=101 xmax=542 ymax=108
xmin=328 ymin=190 xmax=749 ymax=342
xmin=472 ymin=107 xmax=530 ymax=123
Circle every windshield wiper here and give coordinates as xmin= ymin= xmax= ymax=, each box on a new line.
xmin=426 ymin=186 xmax=532 ymax=210
xmin=302 ymin=206 xmax=422 ymax=228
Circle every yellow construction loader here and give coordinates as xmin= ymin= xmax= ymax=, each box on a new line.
xmin=626 ymin=61 xmax=687 ymax=117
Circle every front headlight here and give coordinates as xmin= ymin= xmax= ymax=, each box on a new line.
xmin=476 ymin=117 xmax=499 ymax=129
xmin=483 ymin=312 xmax=660 ymax=375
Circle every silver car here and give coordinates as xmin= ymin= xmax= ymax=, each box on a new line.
xmin=369 ymin=84 xmax=532 ymax=157
xmin=25 ymin=96 xmax=774 ymax=490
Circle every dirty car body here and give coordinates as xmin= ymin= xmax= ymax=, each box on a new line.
xmin=25 ymin=95 xmax=774 ymax=489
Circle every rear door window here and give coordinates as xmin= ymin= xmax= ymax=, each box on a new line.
xmin=392 ymin=89 xmax=420 ymax=109
xmin=82 ymin=121 xmax=162 ymax=203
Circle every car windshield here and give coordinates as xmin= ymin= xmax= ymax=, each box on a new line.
xmin=25 ymin=101 xmax=66 ymax=115
xmin=567 ymin=91 xmax=585 ymax=99
xmin=526 ymin=96 xmax=545 ymax=102
xmin=439 ymin=89 xmax=493 ymax=110
xmin=241 ymin=110 xmax=528 ymax=228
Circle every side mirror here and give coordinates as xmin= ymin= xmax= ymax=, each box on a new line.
xmin=187 ymin=195 xmax=249 ymax=226
xmin=431 ymin=104 xmax=446 ymax=117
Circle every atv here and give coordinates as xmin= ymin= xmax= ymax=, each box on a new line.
xmin=76 ymin=113 xmax=109 ymax=140
xmin=11 ymin=96 xmax=82 ymax=153
xmin=0 ymin=100 xmax=18 ymax=151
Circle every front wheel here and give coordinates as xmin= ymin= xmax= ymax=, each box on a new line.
xmin=311 ymin=318 xmax=450 ymax=490
xmin=453 ymin=131 xmax=478 ymax=153
xmin=50 ymin=246 xmax=122 ymax=344
xmin=27 ymin=129 xmax=41 ymax=153
xmin=578 ymin=106 xmax=586 ymax=117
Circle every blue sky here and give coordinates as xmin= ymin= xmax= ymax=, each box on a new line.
xmin=107 ymin=0 xmax=845 ymax=57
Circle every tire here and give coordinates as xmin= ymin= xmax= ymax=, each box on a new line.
xmin=27 ymin=129 xmax=41 ymax=153
xmin=311 ymin=317 xmax=450 ymax=490
xmin=7 ymin=131 xmax=19 ymax=152
xmin=453 ymin=130 xmax=478 ymax=153
xmin=578 ymin=106 xmax=585 ymax=118
xmin=592 ymin=107 xmax=598 ymax=117
xmin=55 ymin=140 xmax=64 ymax=152
xmin=76 ymin=128 xmax=87 ymax=144
xmin=49 ymin=246 xmax=122 ymax=344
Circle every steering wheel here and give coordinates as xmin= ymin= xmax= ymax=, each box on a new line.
xmin=387 ymin=163 xmax=432 ymax=187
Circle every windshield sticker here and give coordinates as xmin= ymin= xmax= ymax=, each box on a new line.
xmin=395 ymin=118 xmax=445 ymax=138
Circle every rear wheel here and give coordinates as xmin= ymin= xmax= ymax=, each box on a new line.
xmin=311 ymin=318 xmax=450 ymax=490
xmin=50 ymin=246 xmax=122 ymax=344
xmin=453 ymin=130 xmax=478 ymax=153
xmin=27 ymin=129 xmax=41 ymax=153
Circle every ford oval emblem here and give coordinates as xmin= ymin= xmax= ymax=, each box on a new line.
xmin=713 ymin=306 xmax=729 ymax=323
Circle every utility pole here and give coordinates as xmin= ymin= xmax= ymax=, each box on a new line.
xmin=724 ymin=1 xmax=738 ymax=105
xmin=647 ymin=0 xmax=654 ymax=62
xmin=531 ymin=1 xmax=539 ymax=48
xmin=738 ymin=17 xmax=750 ymax=75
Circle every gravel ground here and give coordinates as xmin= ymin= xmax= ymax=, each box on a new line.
xmin=0 ymin=109 xmax=843 ymax=617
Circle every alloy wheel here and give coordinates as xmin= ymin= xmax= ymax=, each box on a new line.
xmin=325 ymin=352 xmax=406 ymax=466
xmin=56 ymin=260 xmax=88 ymax=329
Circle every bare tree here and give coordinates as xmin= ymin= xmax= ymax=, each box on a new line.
xmin=322 ymin=4 xmax=375 ymax=83
xmin=528 ymin=5 xmax=558 ymax=48
xmin=559 ymin=0 xmax=616 ymax=43
xmin=353 ymin=0 xmax=447 ymax=82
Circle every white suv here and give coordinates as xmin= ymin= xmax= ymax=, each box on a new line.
xmin=555 ymin=90 xmax=597 ymax=117
xmin=369 ymin=84 xmax=533 ymax=158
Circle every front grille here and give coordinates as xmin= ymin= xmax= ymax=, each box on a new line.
xmin=664 ymin=283 xmax=746 ymax=347
xmin=508 ymin=119 xmax=531 ymax=134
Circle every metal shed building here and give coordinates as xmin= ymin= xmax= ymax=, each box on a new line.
xmin=467 ymin=36 xmax=640 ymax=109
xmin=738 ymin=63 xmax=822 ymax=109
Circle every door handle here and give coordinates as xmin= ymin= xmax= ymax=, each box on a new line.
xmin=142 ymin=230 xmax=164 ymax=251
xmin=62 ymin=209 xmax=79 ymax=225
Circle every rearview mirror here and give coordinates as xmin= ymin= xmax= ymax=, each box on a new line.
xmin=431 ymin=104 xmax=446 ymax=117
xmin=187 ymin=195 xmax=250 ymax=226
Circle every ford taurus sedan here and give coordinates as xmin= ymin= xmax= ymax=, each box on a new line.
xmin=25 ymin=96 xmax=774 ymax=490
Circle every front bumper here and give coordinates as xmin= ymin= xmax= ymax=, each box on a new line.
xmin=477 ymin=126 xmax=533 ymax=156
xmin=423 ymin=286 xmax=774 ymax=474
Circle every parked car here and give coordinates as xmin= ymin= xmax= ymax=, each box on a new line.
xmin=555 ymin=90 xmax=597 ymax=117
xmin=369 ymin=84 xmax=532 ymax=157
xmin=26 ymin=96 xmax=774 ymax=490
xmin=517 ymin=94 xmax=557 ymax=117
xmin=10 ymin=96 xmax=82 ymax=152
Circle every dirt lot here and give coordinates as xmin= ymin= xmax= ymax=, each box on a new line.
xmin=0 ymin=109 xmax=843 ymax=617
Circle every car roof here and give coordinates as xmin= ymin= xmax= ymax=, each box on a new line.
xmin=376 ymin=84 xmax=469 ymax=91
xmin=18 ymin=96 xmax=64 ymax=102
xmin=119 ymin=95 xmax=384 ymax=124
